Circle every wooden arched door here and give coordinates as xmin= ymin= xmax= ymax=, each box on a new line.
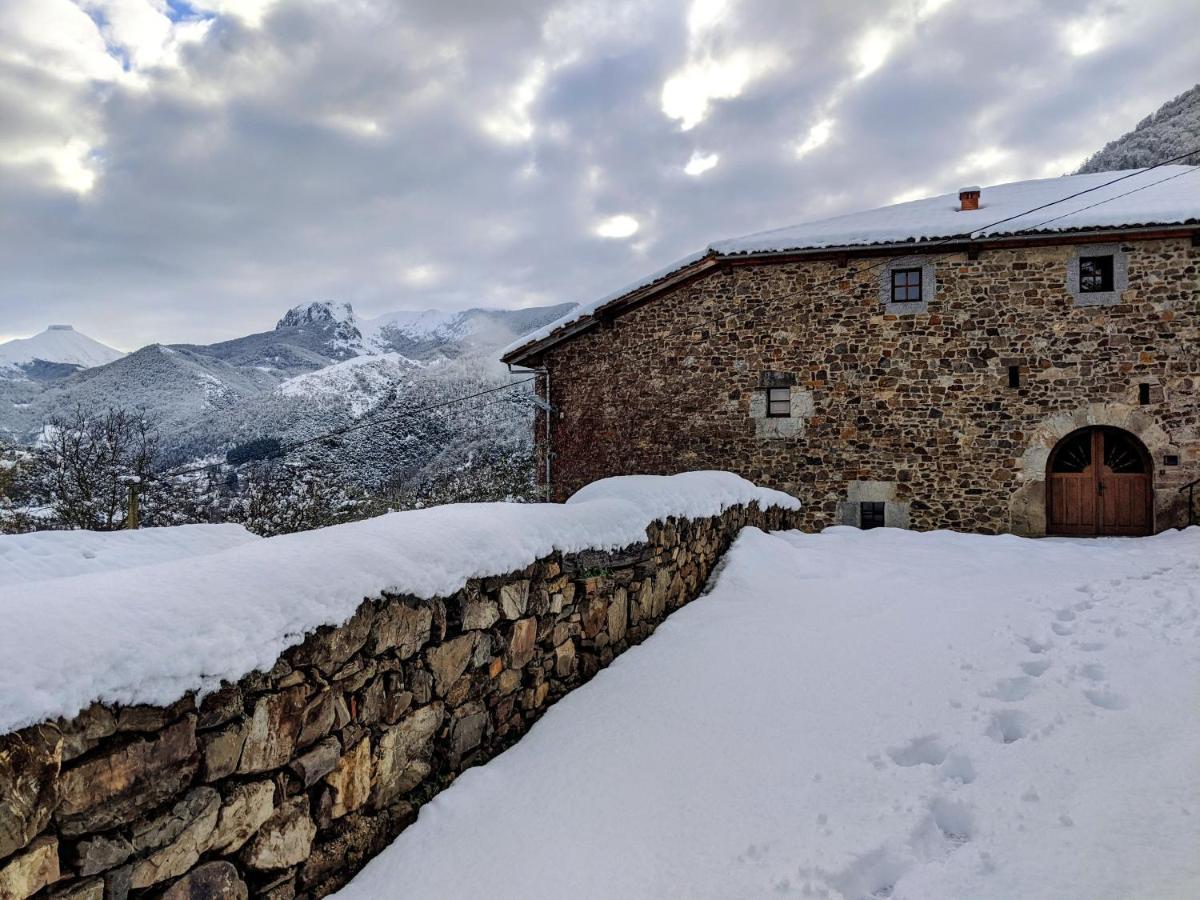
xmin=1047 ymin=427 xmax=1152 ymax=536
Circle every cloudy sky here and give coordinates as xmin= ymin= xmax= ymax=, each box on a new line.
xmin=2 ymin=0 xmax=1197 ymax=348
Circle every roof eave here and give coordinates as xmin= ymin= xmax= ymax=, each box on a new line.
xmin=502 ymin=222 xmax=1200 ymax=364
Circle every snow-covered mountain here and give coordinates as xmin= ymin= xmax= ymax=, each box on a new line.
xmin=0 ymin=325 xmax=124 ymax=381
xmin=1077 ymin=83 xmax=1200 ymax=173
xmin=0 ymin=302 xmax=573 ymax=494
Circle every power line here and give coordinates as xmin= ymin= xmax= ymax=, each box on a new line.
xmin=753 ymin=142 xmax=1200 ymax=304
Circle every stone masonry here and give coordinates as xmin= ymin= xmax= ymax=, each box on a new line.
xmin=531 ymin=236 xmax=1200 ymax=534
xmin=0 ymin=502 xmax=798 ymax=900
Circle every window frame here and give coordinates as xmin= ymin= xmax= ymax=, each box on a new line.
xmin=1078 ymin=254 xmax=1115 ymax=294
xmin=765 ymin=386 xmax=791 ymax=418
xmin=860 ymin=501 xmax=886 ymax=530
xmin=890 ymin=267 xmax=923 ymax=304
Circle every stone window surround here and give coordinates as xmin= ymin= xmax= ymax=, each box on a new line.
xmin=878 ymin=259 xmax=935 ymax=314
xmin=836 ymin=480 xmax=911 ymax=529
xmin=1066 ymin=243 xmax=1129 ymax=306
xmin=749 ymin=374 xmax=814 ymax=439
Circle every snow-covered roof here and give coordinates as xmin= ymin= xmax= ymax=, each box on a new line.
xmin=502 ymin=166 xmax=1200 ymax=362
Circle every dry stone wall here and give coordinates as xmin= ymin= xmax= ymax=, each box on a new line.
xmin=534 ymin=235 xmax=1200 ymax=534
xmin=0 ymin=503 xmax=798 ymax=900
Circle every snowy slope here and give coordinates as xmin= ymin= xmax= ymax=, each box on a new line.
xmin=0 ymin=325 xmax=124 ymax=376
xmin=1078 ymin=83 xmax=1200 ymax=174
xmin=0 ymin=524 xmax=259 ymax=587
xmin=503 ymin=166 xmax=1200 ymax=359
xmin=334 ymin=525 xmax=1200 ymax=900
xmin=0 ymin=472 xmax=796 ymax=732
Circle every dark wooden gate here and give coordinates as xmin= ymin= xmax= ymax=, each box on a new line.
xmin=1047 ymin=427 xmax=1152 ymax=536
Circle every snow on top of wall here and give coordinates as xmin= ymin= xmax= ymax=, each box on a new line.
xmin=0 ymin=524 xmax=260 ymax=588
xmin=502 ymin=166 xmax=1200 ymax=361
xmin=0 ymin=472 xmax=797 ymax=734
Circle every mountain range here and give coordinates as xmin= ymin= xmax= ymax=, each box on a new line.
xmin=0 ymin=302 xmax=573 ymax=492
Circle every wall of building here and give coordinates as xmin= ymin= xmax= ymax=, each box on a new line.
xmin=0 ymin=502 xmax=798 ymax=900
xmin=540 ymin=236 xmax=1200 ymax=534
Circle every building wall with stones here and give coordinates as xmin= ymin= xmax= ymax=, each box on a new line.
xmin=0 ymin=502 xmax=798 ymax=900
xmin=535 ymin=235 xmax=1200 ymax=534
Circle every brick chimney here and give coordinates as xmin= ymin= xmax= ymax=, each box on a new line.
xmin=958 ymin=186 xmax=981 ymax=211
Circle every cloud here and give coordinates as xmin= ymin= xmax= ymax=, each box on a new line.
xmin=0 ymin=0 xmax=1196 ymax=349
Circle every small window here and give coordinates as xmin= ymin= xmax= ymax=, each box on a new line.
xmin=766 ymin=387 xmax=790 ymax=418
xmin=1164 ymin=454 xmax=1179 ymax=467
xmin=860 ymin=502 xmax=885 ymax=530
xmin=1138 ymin=383 xmax=1151 ymax=405
xmin=1079 ymin=255 xmax=1114 ymax=293
xmin=1008 ymin=366 xmax=1021 ymax=389
xmin=890 ymin=268 xmax=923 ymax=303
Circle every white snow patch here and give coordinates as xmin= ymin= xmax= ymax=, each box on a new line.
xmin=0 ymin=472 xmax=796 ymax=733
xmin=0 ymin=524 xmax=260 ymax=587
xmin=333 ymin=525 xmax=1200 ymax=900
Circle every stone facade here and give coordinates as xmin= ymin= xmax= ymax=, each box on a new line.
xmin=0 ymin=503 xmax=798 ymax=900
xmin=531 ymin=235 xmax=1200 ymax=534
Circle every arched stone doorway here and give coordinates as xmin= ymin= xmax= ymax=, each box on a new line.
xmin=1046 ymin=426 xmax=1153 ymax=536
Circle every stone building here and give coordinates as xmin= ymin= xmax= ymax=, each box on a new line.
xmin=502 ymin=167 xmax=1200 ymax=536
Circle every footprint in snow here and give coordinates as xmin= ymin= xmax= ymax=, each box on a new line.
xmin=1051 ymin=622 xmax=1075 ymax=636
xmin=986 ymin=709 xmax=1033 ymax=744
xmin=1083 ymin=688 xmax=1128 ymax=710
xmin=1021 ymin=659 xmax=1052 ymax=677
xmin=886 ymin=735 xmax=949 ymax=767
xmin=983 ymin=676 xmax=1034 ymax=702
xmin=1056 ymin=609 xmax=1077 ymax=622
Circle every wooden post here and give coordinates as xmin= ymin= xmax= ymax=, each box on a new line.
xmin=126 ymin=481 xmax=140 ymax=530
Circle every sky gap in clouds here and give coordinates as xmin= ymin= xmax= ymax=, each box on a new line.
xmin=0 ymin=0 xmax=1197 ymax=349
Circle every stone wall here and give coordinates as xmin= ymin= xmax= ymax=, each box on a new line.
xmin=0 ymin=503 xmax=798 ymax=900
xmin=534 ymin=235 xmax=1200 ymax=534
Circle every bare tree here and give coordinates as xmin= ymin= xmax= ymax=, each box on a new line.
xmin=35 ymin=406 xmax=160 ymax=530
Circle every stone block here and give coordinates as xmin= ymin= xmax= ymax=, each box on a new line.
xmin=506 ymin=618 xmax=537 ymax=669
xmin=159 ymin=862 xmax=247 ymax=900
xmin=72 ymin=832 xmax=133 ymax=877
xmin=47 ymin=878 xmax=103 ymax=900
xmin=289 ymin=737 xmax=341 ymax=788
xmin=129 ymin=788 xmax=220 ymax=888
xmin=498 ymin=581 xmax=529 ymax=619
xmin=0 ymin=724 xmax=61 ymax=859
xmin=241 ymin=798 xmax=316 ymax=872
xmin=289 ymin=605 xmax=374 ymax=675
xmin=426 ymin=635 xmax=475 ymax=697
xmin=0 ymin=836 xmax=59 ymax=899
xmin=366 ymin=602 xmax=432 ymax=659
xmin=56 ymin=717 xmax=197 ymax=836
xmin=371 ymin=703 xmax=443 ymax=807
xmin=238 ymin=686 xmax=309 ymax=774
xmin=326 ymin=738 xmax=371 ymax=819
xmin=200 ymin=719 xmax=247 ymax=782
xmin=210 ymin=780 xmax=275 ymax=854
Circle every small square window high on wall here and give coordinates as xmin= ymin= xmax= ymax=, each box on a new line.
xmin=890 ymin=267 xmax=922 ymax=303
xmin=1079 ymin=255 xmax=1114 ymax=293
xmin=766 ymin=387 xmax=790 ymax=418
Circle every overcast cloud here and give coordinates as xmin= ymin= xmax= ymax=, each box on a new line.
xmin=1 ymin=0 xmax=1197 ymax=348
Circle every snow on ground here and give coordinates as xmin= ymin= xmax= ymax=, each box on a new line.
xmin=0 ymin=472 xmax=797 ymax=733
xmin=334 ymin=525 xmax=1200 ymax=900
xmin=0 ymin=524 xmax=259 ymax=587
